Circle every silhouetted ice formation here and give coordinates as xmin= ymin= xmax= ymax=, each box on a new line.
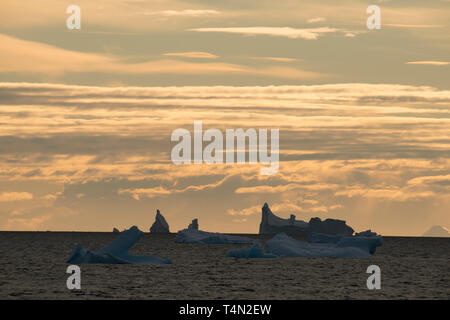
xmin=226 ymin=242 xmax=277 ymax=258
xmin=422 ymin=225 xmax=450 ymax=237
xmin=355 ymin=229 xmax=378 ymax=237
xmin=113 ymin=228 xmax=120 ymax=233
xmin=259 ymin=203 xmax=354 ymax=236
xmin=175 ymin=228 xmax=254 ymax=244
xmin=266 ymin=232 xmax=382 ymax=258
xmin=188 ymin=218 xmax=199 ymax=230
xmin=66 ymin=226 xmax=172 ymax=264
xmin=150 ymin=209 xmax=170 ymax=233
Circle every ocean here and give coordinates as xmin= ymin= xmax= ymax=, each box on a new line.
xmin=0 ymin=232 xmax=448 ymax=299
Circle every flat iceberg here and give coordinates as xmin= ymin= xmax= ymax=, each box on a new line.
xmin=355 ymin=229 xmax=378 ymax=237
xmin=175 ymin=228 xmax=254 ymax=244
xmin=226 ymin=242 xmax=277 ymax=259
xmin=67 ymin=226 xmax=172 ymax=264
xmin=266 ymin=233 xmax=383 ymax=258
xmin=150 ymin=209 xmax=170 ymax=233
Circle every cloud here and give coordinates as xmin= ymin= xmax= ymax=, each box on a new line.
xmin=142 ymin=9 xmax=220 ymax=17
xmin=189 ymin=27 xmax=339 ymax=40
xmin=307 ymin=17 xmax=326 ymax=23
xmin=385 ymin=24 xmax=445 ymax=28
xmin=163 ymin=52 xmax=219 ymax=59
xmin=0 ymin=192 xmax=33 ymax=202
xmin=0 ymin=34 xmax=321 ymax=79
xmin=252 ymin=57 xmax=298 ymax=63
xmin=118 ymin=176 xmax=230 ymax=200
xmin=406 ymin=61 xmax=450 ymax=66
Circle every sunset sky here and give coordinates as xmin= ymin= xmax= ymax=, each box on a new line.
xmin=0 ymin=0 xmax=449 ymax=235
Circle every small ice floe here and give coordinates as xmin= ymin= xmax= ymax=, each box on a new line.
xmin=66 ymin=226 xmax=172 ymax=264
xmin=265 ymin=232 xmax=383 ymax=258
xmin=226 ymin=242 xmax=277 ymax=259
xmin=175 ymin=228 xmax=254 ymax=244
xmin=150 ymin=209 xmax=170 ymax=233
xmin=355 ymin=230 xmax=378 ymax=237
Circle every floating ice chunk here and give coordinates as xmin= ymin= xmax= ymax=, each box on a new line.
xmin=175 ymin=228 xmax=254 ymax=244
xmin=150 ymin=209 xmax=170 ymax=233
xmin=226 ymin=242 xmax=277 ymax=258
xmin=266 ymin=233 xmax=382 ymax=258
xmin=66 ymin=226 xmax=172 ymax=264
xmin=355 ymin=229 xmax=378 ymax=237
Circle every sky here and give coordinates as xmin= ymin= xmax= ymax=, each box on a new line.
xmin=0 ymin=0 xmax=449 ymax=235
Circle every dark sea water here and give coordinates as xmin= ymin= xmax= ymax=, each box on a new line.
xmin=0 ymin=232 xmax=448 ymax=299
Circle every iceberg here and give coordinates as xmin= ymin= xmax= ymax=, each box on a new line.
xmin=266 ymin=233 xmax=382 ymax=258
xmin=308 ymin=232 xmax=342 ymax=244
xmin=150 ymin=209 xmax=170 ymax=233
xmin=226 ymin=242 xmax=277 ymax=259
xmin=259 ymin=203 xmax=354 ymax=236
xmin=67 ymin=226 xmax=172 ymax=264
xmin=175 ymin=228 xmax=254 ymax=244
xmin=422 ymin=225 xmax=450 ymax=237
xmin=188 ymin=218 xmax=199 ymax=230
xmin=355 ymin=229 xmax=378 ymax=237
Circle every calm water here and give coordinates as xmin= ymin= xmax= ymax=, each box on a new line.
xmin=0 ymin=232 xmax=448 ymax=299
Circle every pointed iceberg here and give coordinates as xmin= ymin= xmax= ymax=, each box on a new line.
xmin=150 ymin=209 xmax=170 ymax=233
xmin=422 ymin=225 xmax=450 ymax=237
xmin=67 ymin=226 xmax=172 ymax=264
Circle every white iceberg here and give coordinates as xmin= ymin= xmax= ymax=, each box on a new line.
xmin=150 ymin=209 xmax=170 ymax=233
xmin=175 ymin=228 xmax=254 ymax=244
xmin=266 ymin=233 xmax=383 ymax=258
xmin=67 ymin=226 xmax=172 ymax=264
xmin=226 ymin=242 xmax=277 ymax=259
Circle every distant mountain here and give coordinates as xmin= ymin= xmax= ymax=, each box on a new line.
xmin=422 ymin=225 xmax=450 ymax=237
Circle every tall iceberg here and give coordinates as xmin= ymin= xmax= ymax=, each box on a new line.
xmin=67 ymin=226 xmax=172 ymax=264
xmin=259 ymin=203 xmax=354 ymax=236
xmin=150 ymin=209 xmax=170 ymax=233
